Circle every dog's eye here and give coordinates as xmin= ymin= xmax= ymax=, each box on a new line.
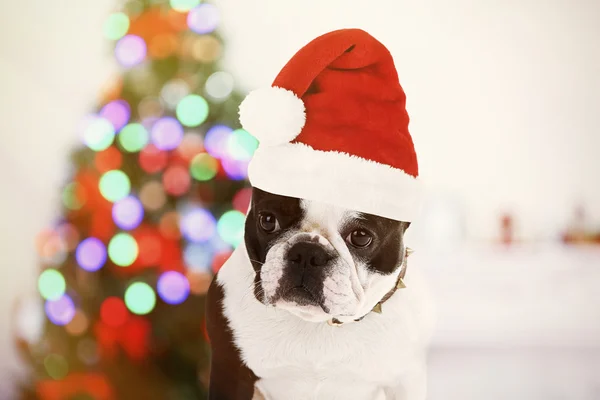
xmin=258 ymin=212 xmax=280 ymax=233
xmin=347 ymin=230 xmax=373 ymax=248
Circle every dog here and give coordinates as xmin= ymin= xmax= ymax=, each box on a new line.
xmin=206 ymin=187 xmax=435 ymax=400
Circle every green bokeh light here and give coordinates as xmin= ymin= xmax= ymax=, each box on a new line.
xmin=125 ymin=282 xmax=156 ymax=315
xmin=99 ymin=170 xmax=131 ymax=202
xmin=228 ymin=129 xmax=259 ymax=161
xmin=176 ymin=95 xmax=209 ymax=127
xmin=62 ymin=182 xmax=84 ymax=210
xmin=190 ymin=153 xmax=218 ymax=181
xmin=108 ymin=233 xmax=138 ymax=267
xmin=217 ymin=210 xmax=246 ymax=247
xmin=103 ymin=12 xmax=130 ymax=41
xmin=170 ymin=0 xmax=200 ymax=12
xmin=38 ymin=269 xmax=66 ymax=301
xmin=118 ymin=123 xmax=149 ymax=152
xmin=84 ymin=118 xmax=114 ymax=151
xmin=44 ymin=354 xmax=69 ymax=380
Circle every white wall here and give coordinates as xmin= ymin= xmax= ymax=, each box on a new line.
xmin=0 ymin=0 xmax=599 ymax=395
xmin=217 ymin=0 xmax=600 ymax=241
xmin=0 ymin=1 xmax=116 ymax=394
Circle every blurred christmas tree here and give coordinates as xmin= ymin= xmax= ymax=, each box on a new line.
xmin=14 ymin=1 xmax=255 ymax=399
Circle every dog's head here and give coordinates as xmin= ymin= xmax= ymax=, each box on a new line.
xmin=244 ymin=188 xmax=410 ymax=323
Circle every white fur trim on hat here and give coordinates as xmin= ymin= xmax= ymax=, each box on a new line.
xmin=238 ymin=86 xmax=306 ymax=147
xmin=248 ymin=143 xmax=422 ymax=222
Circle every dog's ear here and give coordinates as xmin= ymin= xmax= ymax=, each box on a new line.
xmin=402 ymin=222 xmax=411 ymax=232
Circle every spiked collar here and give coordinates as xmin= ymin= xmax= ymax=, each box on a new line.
xmin=327 ymin=247 xmax=413 ymax=327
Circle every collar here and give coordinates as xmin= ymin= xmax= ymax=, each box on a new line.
xmin=327 ymin=247 xmax=413 ymax=327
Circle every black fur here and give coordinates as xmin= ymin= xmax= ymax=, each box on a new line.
xmin=244 ymin=188 xmax=305 ymax=303
xmin=341 ymin=214 xmax=410 ymax=275
xmin=206 ymin=279 xmax=257 ymax=400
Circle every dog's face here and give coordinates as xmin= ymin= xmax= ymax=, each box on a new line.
xmin=244 ymin=188 xmax=410 ymax=323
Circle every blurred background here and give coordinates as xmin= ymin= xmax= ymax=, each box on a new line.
xmin=1 ymin=0 xmax=599 ymax=399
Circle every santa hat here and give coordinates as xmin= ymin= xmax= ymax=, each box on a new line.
xmin=239 ymin=29 xmax=421 ymax=222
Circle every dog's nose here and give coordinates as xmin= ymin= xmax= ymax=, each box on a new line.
xmin=286 ymin=242 xmax=331 ymax=268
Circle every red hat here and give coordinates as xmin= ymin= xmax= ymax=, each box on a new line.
xmin=239 ymin=29 xmax=421 ymax=222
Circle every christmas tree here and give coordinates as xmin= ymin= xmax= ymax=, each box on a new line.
xmin=15 ymin=1 xmax=255 ymax=398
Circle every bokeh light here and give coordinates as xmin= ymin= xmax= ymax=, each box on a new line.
xmin=95 ymin=146 xmax=123 ymax=172
xmin=190 ymin=153 xmax=218 ymax=181
xmin=177 ymin=132 xmax=204 ymax=161
xmin=187 ymin=271 xmax=212 ymax=295
xmin=100 ymin=297 xmax=129 ymax=328
xmin=44 ymin=354 xmax=69 ymax=380
xmin=99 ymin=100 xmax=130 ymax=131
xmin=139 ymin=180 xmax=167 ymax=211
xmin=170 ymin=0 xmax=200 ymax=12
xmin=183 ymin=243 xmax=213 ymax=272
xmin=148 ymin=33 xmax=178 ymax=59
xmin=228 ymin=129 xmax=258 ymax=161
xmin=157 ymin=271 xmax=190 ymax=305
xmin=221 ymin=157 xmax=249 ymax=180
xmin=187 ymin=4 xmax=220 ymax=34
xmin=161 ymin=79 xmax=190 ymax=109
xmin=151 ymin=117 xmax=184 ymax=150
xmin=205 ymin=71 xmax=234 ymax=101
xmin=45 ymin=294 xmax=76 ymax=326
xmin=65 ymin=310 xmax=89 ymax=336
xmin=125 ymin=282 xmax=156 ymax=315
xmin=233 ymin=187 xmax=252 ymax=213
xmin=115 ymin=35 xmax=147 ymax=68
xmin=75 ymin=237 xmax=107 ymax=272
xmin=135 ymin=230 xmax=162 ymax=266
xmin=38 ymin=269 xmax=66 ymax=301
xmin=112 ymin=196 xmax=144 ymax=230
xmin=139 ymin=144 xmax=168 ymax=173
xmin=108 ymin=233 xmax=138 ymax=267
xmin=204 ymin=124 xmax=232 ymax=159
xmin=138 ymin=97 xmax=164 ymax=119
xmin=56 ymin=223 xmax=80 ymax=251
xmin=38 ymin=233 xmax=68 ymax=266
xmin=119 ymin=123 xmax=149 ymax=152
xmin=82 ymin=117 xmax=115 ymax=151
xmin=163 ymin=165 xmax=191 ymax=196
xmin=210 ymin=233 xmax=233 ymax=253
xmin=99 ymin=170 xmax=131 ymax=202
xmin=217 ymin=210 xmax=246 ymax=247
xmin=159 ymin=211 xmax=181 ymax=240
xmin=62 ymin=182 xmax=86 ymax=210
xmin=103 ymin=12 xmax=130 ymax=41
xmin=176 ymin=95 xmax=209 ymax=127
xmin=181 ymin=208 xmax=216 ymax=242
xmin=191 ymin=35 xmax=222 ymax=63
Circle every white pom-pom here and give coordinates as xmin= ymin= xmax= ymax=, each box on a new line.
xmin=239 ymin=86 xmax=306 ymax=147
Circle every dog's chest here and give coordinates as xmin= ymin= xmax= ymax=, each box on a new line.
xmin=218 ymin=249 xmax=424 ymax=399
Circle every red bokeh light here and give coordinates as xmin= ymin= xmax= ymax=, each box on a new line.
xmin=95 ymin=146 xmax=123 ymax=173
xmin=232 ymin=187 xmax=252 ymax=213
xmin=162 ymin=165 xmax=191 ymax=196
xmin=139 ymin=144 xmax=168 ymax=173
xmin=100 ymin=297 xmax=129 ymax=328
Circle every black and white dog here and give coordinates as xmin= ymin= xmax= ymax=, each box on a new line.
xmin=207 ymin=188 xmax=434 ymax=400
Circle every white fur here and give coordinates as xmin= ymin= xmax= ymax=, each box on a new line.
xmin=218 ymin=245 xmax=434 ymax=400
xmin=247 ymin=143 xmax=422 ymax=223
xmin=217 ymin=201 xmax=436 ymax=400
xmin=239 ymin=86 xmax=306 ymax=147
